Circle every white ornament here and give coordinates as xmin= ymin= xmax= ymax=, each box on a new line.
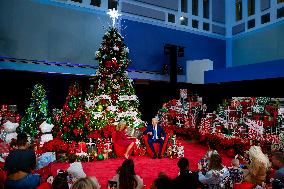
xmin=107 ymin=105 xmax=117 ymax=112
xmin=95 ymin=51 xmax=100 ymax=57
xmin=124 ymin=47 xmax=129 ymax=53
xmin=113 ymin=46 xmax=119 ymax=51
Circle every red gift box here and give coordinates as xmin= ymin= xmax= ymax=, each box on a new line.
xmin=1 ymin=105 xmax=8 ymax=111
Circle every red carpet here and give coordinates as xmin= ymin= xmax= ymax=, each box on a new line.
xmin=50 ymin=140 xmax=232 ymax=188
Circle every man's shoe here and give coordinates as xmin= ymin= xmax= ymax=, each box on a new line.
xmin=158 ymin=154 xmax=162 ymax=159
xmin=152 ymin=154 xmax=157 ymax=159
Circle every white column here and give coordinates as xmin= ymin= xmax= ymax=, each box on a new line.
xmin=209 ymin=0 xmax=212 ymax=32
xmin=243 ymin=0 xmax=248 ymax=29
xmin=177 ymin=0 xmax=182 ymax=25
xmin=225 ymin=0 xmax=234 ymax=37
xmin=255 ymin=0 xmax=261 ymax=26
xmin=270 ymin=0 xmax=277 ymax=22
xmin=101 ymin=0 xmax=108 ymax=9
xmin=199 ymin=0 xmax=203 ymax=24
xmin=225 ymin=0 xmax=234 ymax=67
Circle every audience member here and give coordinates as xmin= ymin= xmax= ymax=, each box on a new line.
xmin=199 ymin=141 xmax=218 ymax=172
xmin=151 ymin=172 xmax=172 ymax=189
xmin=71 ymin=177 xmax=99 ymax=189
xmin=4 ymin=132 xmax=40 ymax=189
xmin=172 ymin=157 xmax=199 ymax=189
xmin=67 ymin=154 xmax=86 ymax=180
xmin=111 ymin=159 xmax=143 ymax=189
xmin=198 ymin=153 xmax=230 ymax=189
xmin=271 ymin=152 xmax=284 ymax=189
xmin=52 ymin=170 xmax=69 ymax=189
xmin=228 ymin=159 xmax=244 ymax=187
xmin=243 ymin=146 xmax=270 ymax=185
xmin=115 ymin=120 xmax=137 ymax=159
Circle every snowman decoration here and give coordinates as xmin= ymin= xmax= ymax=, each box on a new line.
xmin=39 ymin=121 xmax=54 ymax=145
xmin=2 ymin=121 xmax=19 ymax=143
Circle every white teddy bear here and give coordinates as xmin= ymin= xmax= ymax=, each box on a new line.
xmin=2 ymin=121 xmax=19 ymax=143
xmin=39 ymin=121 xmax=54 ymax=145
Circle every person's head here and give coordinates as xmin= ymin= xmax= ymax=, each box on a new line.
xmin=209 ymin=153 xmax=223 ymax=171
xmin=272 ymin=152 xmax=284 ymax=169
xmin=151 ymin=173 xmax=172 ymax=189
xmin=119 ymin=159 xmax=137 ymax=189
xmin=208 ymin=141 xmax=215 ymax=151
xmin=231 ymin=159 xmax=240 ymax=167
xmin=71 ymin=177 xmax=98 ymax=189
xmin=152 ymin=118 xmax=158 ymax=126
xmin=117 ymin=120 xmax=127 ymax=131
xmin=69 ymin=154 xmax=77 ymax=163
xmin=177 ymin=157 xmax=189 ymax=173
xmin=52 ymin=171 xmax=69 ymax=189
xmin=16 ymin=133 xmax=28 ymax=147
xmin=248 ymin=145 xmax=270 ymax=169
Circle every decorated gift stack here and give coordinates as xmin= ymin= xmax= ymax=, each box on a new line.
xmin=85 ymin=25 xmax=144 ymax=133
xmin=200 ymin=97 xmax=284 ymax=154
xmin=157 ymin=89 xmax=203 ymax=128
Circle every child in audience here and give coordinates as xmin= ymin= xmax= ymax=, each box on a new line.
xmin=228 ymin=159 xmax=244 ymax=188
xmin=199 ymin=141 xmax=218 ymax=172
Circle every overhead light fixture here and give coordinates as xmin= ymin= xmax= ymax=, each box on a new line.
xmin=179 ymin=16 xmax=185 ymax=21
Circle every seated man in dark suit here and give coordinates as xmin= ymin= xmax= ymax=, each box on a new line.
xmin=143 ymin=118 xmax=166 ymax=159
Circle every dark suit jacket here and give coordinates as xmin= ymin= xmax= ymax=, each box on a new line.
xmin=172 ymin=171 xmax=199 ymax=189
xmin=143 ymin=125 xmax=166 ymax=140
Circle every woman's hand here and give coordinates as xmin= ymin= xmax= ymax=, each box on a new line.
xmin=198 ymin=162 xmax=203 ymax=171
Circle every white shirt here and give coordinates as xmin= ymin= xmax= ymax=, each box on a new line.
xmin=153 ymin=125 xmax=158 ymax=140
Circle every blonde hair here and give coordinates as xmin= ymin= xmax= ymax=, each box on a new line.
xmin=248 ymin=146 xmax=270 ymax=170
xmin=231 ymin=159 xmax=240 ymax=167
xmin=116 ymin=120 xmax=127 ymax=131
xmin=71 ymin=177 xmax=98 ymax=189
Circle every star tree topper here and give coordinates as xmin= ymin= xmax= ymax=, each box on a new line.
xmin=107 ymin=8 xmax=122 ymax=27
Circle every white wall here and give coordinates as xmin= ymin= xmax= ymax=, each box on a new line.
xmin=186 ymin=59 xmax=213 ymax=84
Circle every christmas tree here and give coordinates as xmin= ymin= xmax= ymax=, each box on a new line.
xmin=85 ymin=26 xmax=144 ymax=132
xmin=17 ymin=84 xmax=51 ymax=139
xmin=60 ymin=82 xmax=91 ymax=142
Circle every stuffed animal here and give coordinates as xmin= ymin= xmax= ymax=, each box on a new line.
xmin=2 ymin=121 xmax=19 ymax=143
xmin=39 ymin=121 xmax=54 ymax=145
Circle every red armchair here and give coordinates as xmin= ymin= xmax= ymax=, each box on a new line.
xmin=112 ymin=132 xmax=134 ymax=157
xmin=143 ymin=134 xmax=169 ymax=157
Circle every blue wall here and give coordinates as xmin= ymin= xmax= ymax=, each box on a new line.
xmin=205 ymin=58 xmax=284 ymax=83
xmin=122 ymin=19 xmax=226 ymax=72
xmin=232 ymin=22 xmax=284 ymax=67
xmin=0 ymin=0 xmax=109 ymax=66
